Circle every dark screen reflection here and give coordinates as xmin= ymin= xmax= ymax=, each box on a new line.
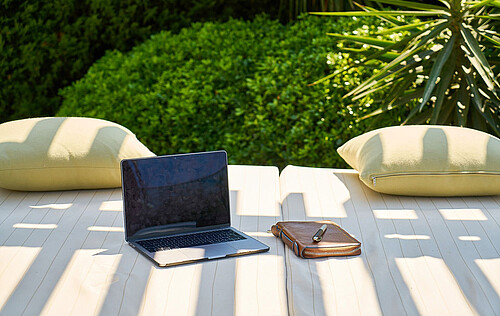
xmin=122 ymin=151 xmax=230 ymax=239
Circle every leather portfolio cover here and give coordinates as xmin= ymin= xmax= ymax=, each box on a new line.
xmin=271 ymin=220 xmax=361 ymax=258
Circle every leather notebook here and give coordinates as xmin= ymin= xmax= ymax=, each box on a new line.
xmin=271 ymin=220 xmax=361 ymax=258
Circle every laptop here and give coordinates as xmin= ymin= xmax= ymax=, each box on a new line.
xmin=121 ymin=150 xmax=269 ymax=267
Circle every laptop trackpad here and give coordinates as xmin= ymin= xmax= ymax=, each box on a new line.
xmin=180 ymin=243 xmax=235 ymax=260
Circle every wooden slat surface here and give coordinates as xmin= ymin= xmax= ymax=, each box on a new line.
xmin=2 ymin=164 xmax=498 ymax=316
xmin=0 ymin=165 xmax=287 ymax=316
xmin=280 ymin=165 xmax=500 ymax=316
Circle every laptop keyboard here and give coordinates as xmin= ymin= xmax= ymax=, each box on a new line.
xmin=137 ymin=229 xmax=246 ymax=253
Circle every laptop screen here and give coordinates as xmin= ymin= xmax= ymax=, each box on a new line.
xmin=121 ymin=151 xmax=231 ymax=240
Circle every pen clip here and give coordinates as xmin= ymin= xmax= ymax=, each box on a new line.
xmin=312 ymin=224 xmax=328 ymax=242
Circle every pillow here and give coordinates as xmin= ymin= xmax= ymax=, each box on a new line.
xmin=0 ymin=117 xmax=155 ymax=191
xmin=337 ymin=125 xmax=500 ymax=196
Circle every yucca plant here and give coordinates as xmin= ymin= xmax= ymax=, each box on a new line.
xmin=312 ymin=0 xmax=500 ymax=135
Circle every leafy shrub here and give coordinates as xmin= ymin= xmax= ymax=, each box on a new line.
xmin=59 ymin=15 xmax=407 ymax=168
xmin=0 ymin=0 xmax=277 ymax=123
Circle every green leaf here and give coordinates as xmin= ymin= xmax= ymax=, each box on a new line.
xmin=418 ymin=34 xmax=456 ymax=111
xmin=479 ymin=85 xmax=500 ymax=110
xmin=346 ymin=22 xmax=449 ymax=98
xmin=464 ymin=70 xmax=500 ymax=134
xmin=310 ymin=11 xmax=447 ymax=17
xmin=377 ymin=20 xmax=443 ymax=35
xmin=456 ymin=74 xmax=471 ymax=126
xmin=371 ymin=0 xmax=448 ymax=11
xmin=430 ymin=49 xmax=456 ymax=124
xmin=361 ymin=81 xmax=421 ymax=120
xmin=437 ymin=93 xmax=457 ymax=124
xmin=346 ymin=46 xmax=421 ymax=97
xmin=313 ymin=27 xmax=431 ymax=89
xmin=465 ymin=70 xmax=486 ymax=112
xmin=476 ymin=14 xmax=500 ymax=20
xmin=405 ymin=107 xmax=433 ymax=124
xmin=356 ymin=4 xmax=405 ymax=26
xmin=471 ymin=105 xmax=489 ymax=132
xmin=352 ymin=80 xmax=395 ymax=101
xmin=403 ymin=97 xmax=425 ymax=123
xmin=437 ymin=0 xmax=452 ymax=9
xmin=308 ymin=65 xmax=351 ymax=86
xmin=361 ymin=74 xmax=419 ymax=119
xmin=480 ymin=32 xmax=500 ymax=47
xmin=461 ymin=25 xmax=500 ymax=89
xmin=346 ymin=48 xmax=434 ymax=98
xmin=387 ymin=74 xmax=419 ymax=106
xmin=391 ymin=88 xmax=425 ymax=107
xmin=411 ymin=20 xmax=451 ymax=50
xmin=467 ymin=0 xmax=495 ymax=9
xmin=360 ymin=26 xmax=431 ymax=61
xmin=326 ymin=33 xmax=395 ymax=48
xmin=311 ymin=22 xmax=427 ymax=87
xmin=360 ymin=108 xmax=386 ymax=119
xmin=340 ymin=47 xmax=400 ymax=62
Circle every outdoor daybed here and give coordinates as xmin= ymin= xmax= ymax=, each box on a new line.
xmin=0 ymin=118 xmax=499 ymax=315
xmin=1 ymin=164 xmax=499 ymax=315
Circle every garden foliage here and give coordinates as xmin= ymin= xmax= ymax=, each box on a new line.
xmin=313 ymin=0 xmax=500 ymax=135
xmin=59 ymin=16 xmax=406 ymax=168
xmin=0 ymin=0 xmax=276 ymax=123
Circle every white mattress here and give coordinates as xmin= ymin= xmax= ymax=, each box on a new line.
xmin=280 ymin=165 xmax=500 ymax=316
xmin=0 ymin=165 xmax=287 ymax=316
xmin=1 ymin=164 xmax=499 ymax=316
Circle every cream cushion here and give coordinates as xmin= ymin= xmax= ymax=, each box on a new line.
xmin=0 ymin=117 xmax=155 ymax=191
xmin=337 ymin=125 xmax=500 ymax=196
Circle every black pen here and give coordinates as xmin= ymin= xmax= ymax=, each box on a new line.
xmin=312 ymin=224 xmax=328 ymax=242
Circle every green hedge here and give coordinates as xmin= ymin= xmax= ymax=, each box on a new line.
xmin=0 ymin=0 xmax=277 ymax=123
xmin=59 ymin=16 xmax=407 ymax=168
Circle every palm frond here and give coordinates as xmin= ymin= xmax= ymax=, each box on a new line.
xmin=418 ymin=34 xmax=456 ymax=111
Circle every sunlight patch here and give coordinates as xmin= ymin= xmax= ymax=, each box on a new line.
xmin=13 ymin=223 xmax=57 ymax=229
xmin=373 ymin=209 xmax=418 ymax=220
xmin=439 ymin=209 xmax=487 ymax=221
